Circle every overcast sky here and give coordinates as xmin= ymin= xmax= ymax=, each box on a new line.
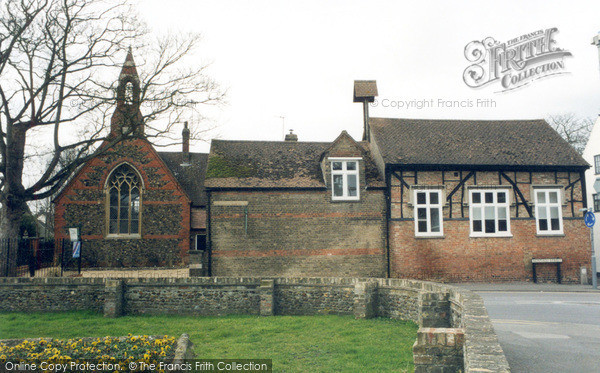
xmin=139 ymin=0 xmax=600 ymax=153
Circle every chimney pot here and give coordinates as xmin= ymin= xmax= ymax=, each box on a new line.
xmin=285 ymin=129 xmax=298 ymax=142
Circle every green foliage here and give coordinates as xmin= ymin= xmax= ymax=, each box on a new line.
xmin=0 ymin=312 xmax=418 ymax=372
xmin=205 ymin=155 xmax=255 ymax=178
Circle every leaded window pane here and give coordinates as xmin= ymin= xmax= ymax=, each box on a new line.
xmin=131 ymin=219 xmax=139 ymax=234
xmin=107 ymin=165 xmax=141 ymax=235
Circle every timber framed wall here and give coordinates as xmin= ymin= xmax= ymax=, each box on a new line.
xmin=387 ymin=166 xmax=591 ymax=282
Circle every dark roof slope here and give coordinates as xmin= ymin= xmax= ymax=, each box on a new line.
xmin=158 ymin=152 xmax=208 ymax=206
xmin=205 ymin=139 xmax=384 ymax=188
xmin=370 ymin=118 xmax=589 ymax=168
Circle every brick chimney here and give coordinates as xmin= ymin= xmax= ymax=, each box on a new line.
xmin=285 ymin=129 xmax=298 ymax=142
xmin=181 ymin=121 xmax=190 ymax=165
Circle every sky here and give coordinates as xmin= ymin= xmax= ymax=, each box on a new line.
xmin=137 ymin=0 xmax=600 ymax=153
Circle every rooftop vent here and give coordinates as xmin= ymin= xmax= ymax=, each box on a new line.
xmin=285 ymin=129 xmax=298 ymax=142
xmin=353 ymin=80 xmax=378 ymax=142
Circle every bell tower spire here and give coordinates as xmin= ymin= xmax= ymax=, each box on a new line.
xmin=111 ymin=47 xmax=144 ymax=137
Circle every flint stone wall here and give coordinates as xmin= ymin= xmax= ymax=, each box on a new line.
xmin=0 ymin=277 xmax=510 ymax=372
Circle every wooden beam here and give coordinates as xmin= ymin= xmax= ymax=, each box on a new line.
xmin=500 ymin=171 xmax=533 ymax=217
xmin=445 ymin=171 xmax=474 ymax=219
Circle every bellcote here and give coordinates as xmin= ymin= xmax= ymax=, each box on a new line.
xmin=110 ymin=47 xmax=144 ymax=137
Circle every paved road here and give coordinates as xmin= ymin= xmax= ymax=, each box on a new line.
xmin=477 ymin=291 xmax=600 ymax=373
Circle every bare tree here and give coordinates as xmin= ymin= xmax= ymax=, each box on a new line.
xmin=0 ymin=0 xmax=224 ymax=238
xmin=546 ymin=113 xmax=594 ymax=155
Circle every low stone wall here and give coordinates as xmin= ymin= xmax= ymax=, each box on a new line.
xmin=0 ymin=277 xmax=510 ymax=372
xmin=0 ymin=278 xmax=106 ymax=313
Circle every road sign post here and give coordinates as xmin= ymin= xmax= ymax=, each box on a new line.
xmin=584 ymin=211 xmax=597 ymax=289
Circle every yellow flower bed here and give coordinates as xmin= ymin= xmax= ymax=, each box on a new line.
xmin=0 ymin=334 xmax=176 ymax=368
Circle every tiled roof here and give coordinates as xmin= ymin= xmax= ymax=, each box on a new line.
xmin=205 ymin=140 xmax=384 ymax=188
xmin=370 ymin=118 xmax=589 ymax=168
xmin=158 ymin=152 xmax=208 ymax=206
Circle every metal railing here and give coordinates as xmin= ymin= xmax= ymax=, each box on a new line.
xmin=0 ymin=238 xmax=69 ymax=277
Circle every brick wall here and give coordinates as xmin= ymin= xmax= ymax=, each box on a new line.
xmin=389 ymin=169 xmax=591 ymax=282
xmin=54 ymin=139 xmax=191 ymax=267
xmin=210 ymin=190 xmax=386 ymax=277
xmin=390 ymin=219 xmax=589 ymax=282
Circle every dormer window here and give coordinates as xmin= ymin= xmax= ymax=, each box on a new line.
xmin=330 ymin=158 xmax=360 ymax=201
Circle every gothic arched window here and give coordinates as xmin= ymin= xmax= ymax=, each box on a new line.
xmin=106 ymin=164 xmax=142 ymax=236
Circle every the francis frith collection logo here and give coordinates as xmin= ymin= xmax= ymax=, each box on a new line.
xmin=463 ymin=28 xmax=572 ymax=92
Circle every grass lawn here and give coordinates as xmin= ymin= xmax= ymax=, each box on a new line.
xmin=0 ymin=312 xmax=417 ymax=372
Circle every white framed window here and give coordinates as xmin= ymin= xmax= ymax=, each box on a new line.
xmin=413 ymin=190 xmax=443 ymax=237
xmin=594 ymin=194 xmax=600 ymax=213
xmin=595 ymin=155 xmax=600 ymax=175
xmin=469 ymin=189 xmax=511 ymax=237
xmin=534 ymin=189 xmax=563 ymax=235
xmin=330 ymin=158 xmax=360 ymax=201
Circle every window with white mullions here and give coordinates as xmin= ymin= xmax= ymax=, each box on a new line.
xmin=535 ymin=189 xmax=563 ymax=234
xmin=469 ymin=190 xmax=510 ymax=237
xmin=594 ymin=194 xmax=600 ymax=213
xmin=414 ymin=190 xmax=443 ymax=237
xmin=330 ymin=159 xmax=360 ymax=200
xmin=595 ymin=155 xmax=600 ymax=175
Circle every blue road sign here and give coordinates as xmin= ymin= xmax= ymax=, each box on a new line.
xmin=584 ymin=211 xmax=595 ymax=228
xmin=72 ymin=241 xmax=81 ymax=258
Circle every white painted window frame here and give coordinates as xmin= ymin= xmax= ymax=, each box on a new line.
xmin=534 ymin=188 xmax=564 ymax=235
xmin=413 ymin=189 xmax=444 ymax=237
xmin=469 ymin=189 xmax=511 ymax=237
xmin=329 ymin=157 xmax=361 ymax=201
